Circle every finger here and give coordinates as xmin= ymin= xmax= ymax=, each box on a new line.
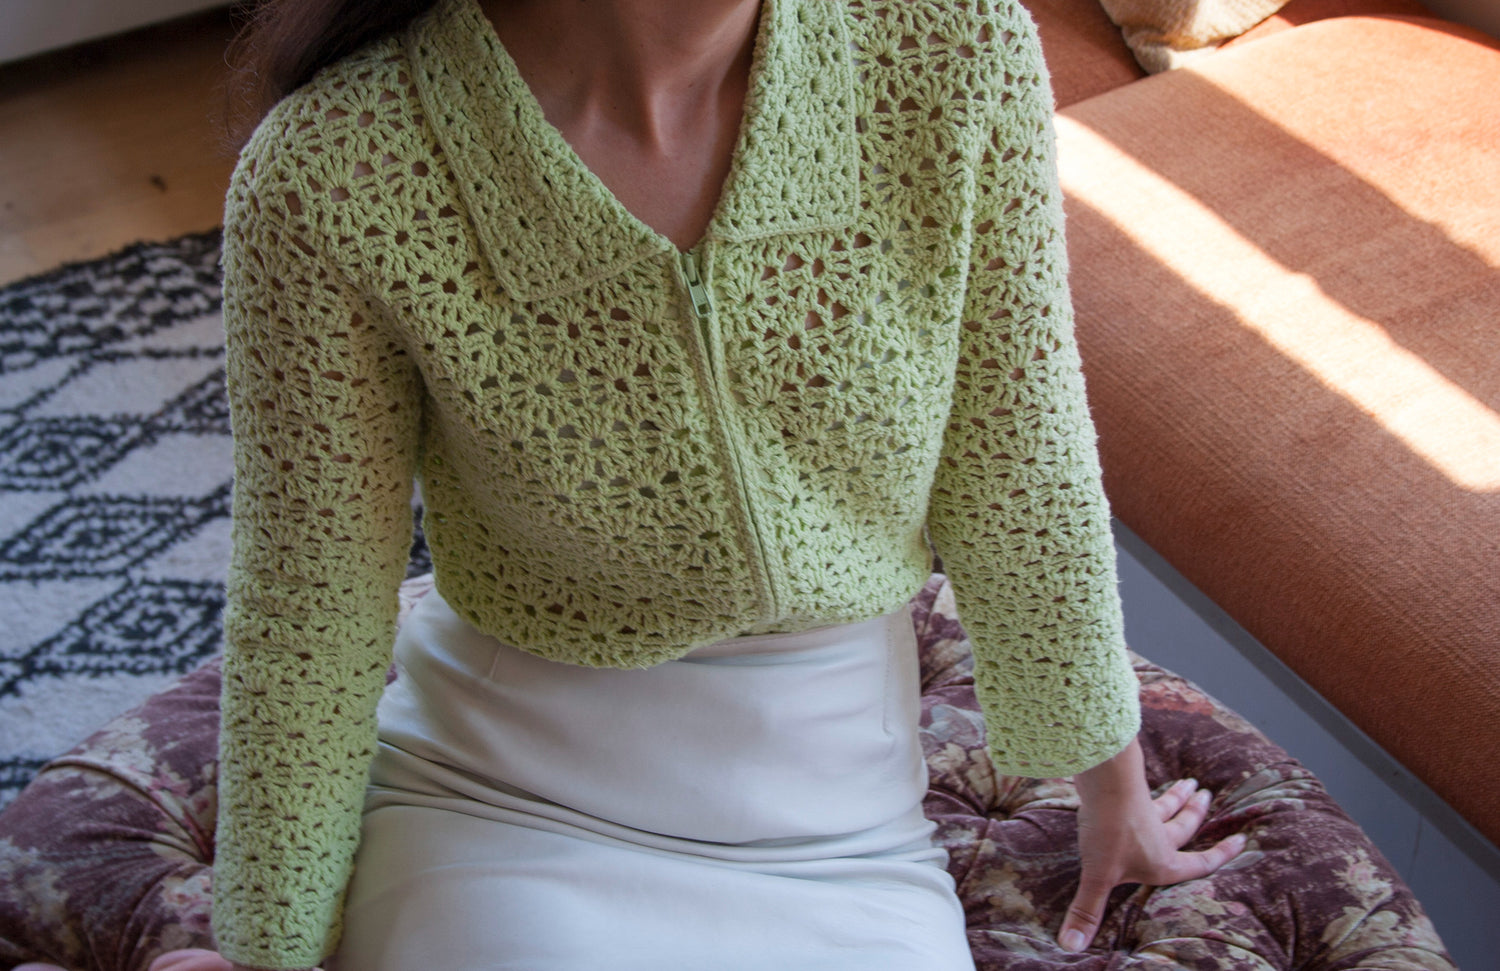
xmin=1160 ymin=786 xmax=1214 ymax=846
xmin=1152 ymin=777 xmax=1199 ymax=822
xmin=1155 ymin=832 xmax=1249 ymax=886
xmin=147 ymin=952 xmax=235 ymax=971
xmin=1059 ymin=869 xmax=1115 ymax=952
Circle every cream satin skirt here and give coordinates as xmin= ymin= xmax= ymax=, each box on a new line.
xmin=329 ymin=591 xmax=975 ymax=970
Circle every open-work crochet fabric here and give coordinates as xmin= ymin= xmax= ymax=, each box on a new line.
xmin=215 ymin=0 xmax=1140 ymax=963
xmin=0 ymin=574 xmax=1455 ymax=971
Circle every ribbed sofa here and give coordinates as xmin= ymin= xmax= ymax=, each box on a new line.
xmin=1029 ymin=0 xmax=1500 ymax=851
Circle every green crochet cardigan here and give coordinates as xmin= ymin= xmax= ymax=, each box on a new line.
xmin=213 ymin=0 xmax=1141 ymax=964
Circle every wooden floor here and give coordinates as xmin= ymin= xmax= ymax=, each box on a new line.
xmin=0 ymin=9 xmax=240 ymax=286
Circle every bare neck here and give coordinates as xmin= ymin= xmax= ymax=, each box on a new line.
xmin=480 ymin=0 xmax=762 ymax=150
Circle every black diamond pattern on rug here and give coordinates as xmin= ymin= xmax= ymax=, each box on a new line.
xmin=0 ymin=232 xmax=429 ymax=808
xmin=152 ymin=367 xmax=231 ymax=435
xmin=0 ymin=416 xmax=147 ymax=491
xmin=0 ymin=579 xmax=225 ymax=696
xmin=0 ymin=485 xmax=232 ymax=581
xmin=0 ymin=234 xmax=224 ymax=375
xmin=0 ymin=757 xmax=49 ymax=802
xmin=0 ymin=233 xmax=235 ymax=807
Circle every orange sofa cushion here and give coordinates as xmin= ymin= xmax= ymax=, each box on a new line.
xmin=1023 ymin=0 xmax=1146 ymax=108
xmin=1229 ymin=0 xmax=1432 ymax=42
xmin=1057 ymin=16 xmax=1500 ymax=843
xmin=1023 ymin=0 xmax=1432 ymax=108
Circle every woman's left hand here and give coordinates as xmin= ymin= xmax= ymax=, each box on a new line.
xmin=1058 ymin=737 xmax=1247 ymax=953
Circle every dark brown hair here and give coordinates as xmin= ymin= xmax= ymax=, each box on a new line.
xmin=227 ymin=0 xmax=436 ymax=146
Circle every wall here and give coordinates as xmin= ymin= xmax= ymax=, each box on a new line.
xmin=1 ymin=0 xmax=227 ymax=64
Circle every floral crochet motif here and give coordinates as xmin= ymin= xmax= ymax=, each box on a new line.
xmin=213 ymin=0 xmax=1139 ymax=964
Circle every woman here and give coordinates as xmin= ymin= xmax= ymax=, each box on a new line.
xmin=149 ymin=0 xmax=1244 ymax=967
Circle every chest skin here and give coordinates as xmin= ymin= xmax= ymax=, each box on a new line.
xmin=298 ymin=0 xmax=984 ymax=640
xmin=478 ymin=0 xmax=760 ymax=253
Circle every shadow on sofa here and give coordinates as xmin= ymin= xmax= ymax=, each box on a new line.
xmin=1030 ymin=0 xmax=1500 ymax=856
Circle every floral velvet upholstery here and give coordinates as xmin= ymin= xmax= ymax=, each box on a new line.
xmin=0 ymin=575 xmax=1454 ymax=971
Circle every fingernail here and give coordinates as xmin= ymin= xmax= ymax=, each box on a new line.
xmin=1061 ymin=929 xmax=1087 ymax=952
xmin=1193 ymin=788 xmax=1212 ymax=804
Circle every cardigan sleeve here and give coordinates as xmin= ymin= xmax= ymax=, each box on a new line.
xmin=925 ymin=0 xmax=1140 ymax=779
xmin=211 ymin=133 xmax=422 ymax=969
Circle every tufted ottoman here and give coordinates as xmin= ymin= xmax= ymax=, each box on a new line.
xmin=0 ymin=575 xmax=1454 ymax=970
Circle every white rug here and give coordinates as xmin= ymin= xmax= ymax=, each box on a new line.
xmin=0 ymin=234 xmax=429 ymax=808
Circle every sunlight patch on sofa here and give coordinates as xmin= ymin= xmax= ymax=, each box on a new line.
xmin=1056 ymin=117 xmax=1500 ymax=493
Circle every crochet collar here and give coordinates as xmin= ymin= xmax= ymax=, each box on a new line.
xmin=406 ymin=0 xmax=860 ymax=302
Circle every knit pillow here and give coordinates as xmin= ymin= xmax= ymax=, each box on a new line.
xmin=1098 ymin=0 xmax=1292 ymax=71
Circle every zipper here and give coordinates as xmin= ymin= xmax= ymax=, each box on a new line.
xmin=677 ymin=249 xmax=780 ymax=619
xmin=680 ymin=250 xmax=714 ymax=324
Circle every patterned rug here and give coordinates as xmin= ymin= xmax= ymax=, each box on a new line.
xmin=0 ymin=233 xmax=427 ymax=808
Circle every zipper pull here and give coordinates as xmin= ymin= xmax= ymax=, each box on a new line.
xmin=679 ymin=251 xmax=713 ymax=320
